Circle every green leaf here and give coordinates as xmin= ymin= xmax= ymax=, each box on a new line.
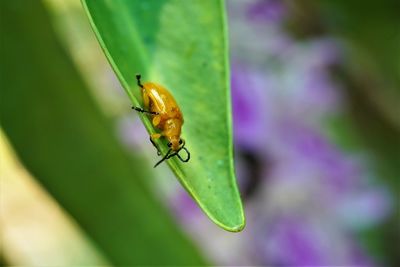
xmin=0 ymin=1 xmax=206 ymax=265
xmin=81 ymin=0 xmax=245 ymax=231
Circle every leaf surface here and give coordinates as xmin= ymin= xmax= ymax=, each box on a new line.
xmin=82 ymin=0 xmax=245 ymax=231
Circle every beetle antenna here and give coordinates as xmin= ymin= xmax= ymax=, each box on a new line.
xmin=153 ymin=143 xmax=190 ymax=167
xmin=176 ymin=146 xmax=190 ymax=162
xmin=136 ymin=73 xmax=144 ymax=88
xmin=154 ymin=148 xmax=172 ymax=168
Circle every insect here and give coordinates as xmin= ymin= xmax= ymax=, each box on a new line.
xmin=132 ymin=74 xmax=190 ymax=167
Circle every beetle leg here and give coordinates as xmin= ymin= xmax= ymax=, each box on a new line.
xmin=152 ymin=115 xmax=161 ymax=126
xmin=150 ymin=133 xmax=162 ymax=156
xmin=136 ymin=74 xmax=144 ymax=88
xmin=149 ymin=137 xmax=161 ymax=156
xmin=132 ymin=106 xmax=158 ymax=115
xmin=151 ymin=133 xmax=162 ymax=139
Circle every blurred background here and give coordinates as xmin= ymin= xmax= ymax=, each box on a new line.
xmin=1 ymin=0 xmax=399 ymax=266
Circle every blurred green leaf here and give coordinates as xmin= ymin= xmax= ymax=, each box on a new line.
xmin=0 ymin=1 xmax=206 ymax=265
xmin=81 ymin=0 xmax=245 ymax=232
xmin=319 ymin=0 xmax=400 ymax=127
xmin=0 ymin=129 xmax=109 ymax=266
xmin=320 ymin=0 xmax=400 ymax=85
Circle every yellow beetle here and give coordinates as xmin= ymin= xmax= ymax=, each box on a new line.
xmin=132 ymin=74 xmax=190 ymax=167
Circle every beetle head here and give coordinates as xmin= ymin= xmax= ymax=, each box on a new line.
xmin=167 ymin=136 xmax=183 ymax=151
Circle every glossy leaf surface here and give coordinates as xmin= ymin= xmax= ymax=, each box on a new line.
xmin=82 ymin=0 xmax=245 ymax=231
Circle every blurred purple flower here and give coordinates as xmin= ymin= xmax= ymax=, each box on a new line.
xmin=231 ymin=64 xmax=271 ymax=152
xmin=258 ymin=216 xmax=333 ymax=265
xmin=232 ymin=1 xmax=390 ymax=265
xmin=335 ymin=187 xmax=393 ymax=229
xmin=247 ymin=0 xmax=287 ymax=24
xmin=230 ymin=63 xmax=391 ymax=264
xmin=253 ymin=215 xmax=373 ymax=266
xmin=170 ymin=1 xmax=393 ymax=266
xmin=276 ymin=121 xmax=361 ymax=190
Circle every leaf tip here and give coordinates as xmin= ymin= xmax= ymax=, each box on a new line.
xmin=226 ymin=221 xmax=246 ymax=233
xmin=209 ymin=207 xmax=246 ymax=233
